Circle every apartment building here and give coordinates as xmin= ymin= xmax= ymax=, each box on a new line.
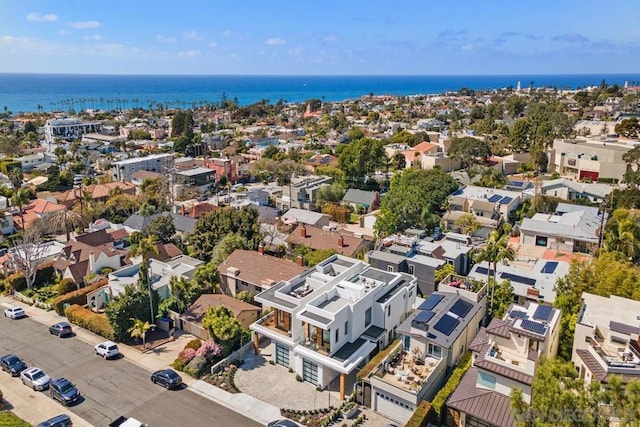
xmin=446 ymin=302 xmax=561 ymax=427
xmin=276 ymin=175 xmax=333 ymax=210
xmin=111 ymin=153 xmax=175 ymax=182
xmin=251 ymin=255 xmax=417 ymax=401
xmin=572 ymin=293 xmax=640 ymax=385
xmin=44 ymin=117 xmax=102 ymax=148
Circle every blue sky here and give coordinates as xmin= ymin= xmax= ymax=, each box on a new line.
xmin=1 ymin=0 xmax=639 ymax=75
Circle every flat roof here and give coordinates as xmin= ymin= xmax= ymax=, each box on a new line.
xmin=176 ymin=167 xmax=214 ymax=176
xmin=113 ymin=153 xmax=173 ymax=165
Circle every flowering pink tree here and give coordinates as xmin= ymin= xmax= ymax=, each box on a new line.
xmin=196 ymin=339 xmax=223 ymax=361
xmin=180 ymin=348 xmax=197 ymax=364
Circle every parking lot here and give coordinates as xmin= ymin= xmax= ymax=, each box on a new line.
xmin=0 ymin=313 xmax=259 ymax=427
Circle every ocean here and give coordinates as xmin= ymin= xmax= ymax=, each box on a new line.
xmin=1 ymin=73 xmax=640 ymax=113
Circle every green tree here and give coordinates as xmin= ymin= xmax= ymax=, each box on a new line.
xmin=128 ymin=233 xmax=160 ymax=323
xmin=615 ymin=117 xmax=640 ymax=138
xmin=603 ymin=208 xmax=640 ymax=262
xmin=105 ymin=287 xmax=157 ymax=341
xmin=235 ymin=290 xmax=255 ymax=304
xmin=390 ymin=130 xmax=418 ymax=147
xmin=10 ymin=187 xmax=31 ymax=229
xmin=48 ymin=209 xmax=88 ymax=242
xmin=191 ymin=262 xmax=221 ymax=294
xmin=139 ymin=177 xmax=171 ymax=213
xmin=391 ymin=152 xmax=406 ymax=171
xmin=202 ymin=305 xmax=242 ymax=353
xmin=338 ymin=136 xmax=386 ymax=189
xmin=447 ymin=137 xmax=491 ymax=169
xmin=146 ymin=214 xmax=176 ymax=244
xmin=210 ymin=233 xmax=249 ymax=266
xmin=189 ymin=206 xmax=261 ymax=262
xmin=472 ymin=231 xmax=515 ymax=318
xmin=622 ymin=145 xmax=640 ymax=188
xmin=454 ymin=212 xmax=481 ymax=236
xmin=375 ymin=168 xmax=458 ymax=237
xmin=169 ymin=276 xmax=201 ymax=312
xmin=434 ymin=264 xmax=455 ymax=285
xmin=490 ymin=278 xmax=514 ymax=319
xmin=476 ymin=167 xmax=507 ymax=188
xmin=314 ymin=182 xmax=346 ymax=205
xmin=127 ymin=318 xmax=151 ymax=349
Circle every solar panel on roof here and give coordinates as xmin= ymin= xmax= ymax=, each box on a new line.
xmin=476 ymin=266 xmax=493 ymax=276
xmin=413 ymin=311 xmax=435 ymax=324
xmin=433 ymin=314 xmax=460 ymax=336
xmin=509 ymin=310 xmax=527 ymax=319
xmin=419 ymin=294 xmax=444 ymax=311
xmin=510 ymin=181 xmax=524 ymax=187
xmin=541 ymin=261 xmax=558 ymax=274
xmin=521 ymin=319 xmax=547 ymax=335
xmin=501 ymin=272 xmax=536 ymax=287
xmin=449 ymin=299 xmax=473 ymax=318
xmin=499 ymin=196 xmax=513 ymax=204
xmin=488 ymin=194 xmax=502 ymax=203
xmin=533 ymin=305 xmax=554 ymax=322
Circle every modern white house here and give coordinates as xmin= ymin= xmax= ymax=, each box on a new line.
xmin=572 ymin=292 xmax=640 ymax=385
xmin=44 ymin=118 xmax=102 ymax=149
xmin=251 ymin=255 xmax=417 ymax=401
xmin=363 ymin=292 xmax=484 ymax=424
xmin=446 ymin=301 xmax=561 ymax=427
xmin=111 ymin=153 xmax=175 ymax=182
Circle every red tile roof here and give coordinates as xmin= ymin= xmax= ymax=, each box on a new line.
xmin=286 ymin=225 xmax=373 ymax=257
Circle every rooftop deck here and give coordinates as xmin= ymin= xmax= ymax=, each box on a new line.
xmin=373 ymin=341 xmax=443 ymax=394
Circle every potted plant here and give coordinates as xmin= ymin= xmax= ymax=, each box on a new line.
xmin=342 ymin=401 xmax=358 ymax=419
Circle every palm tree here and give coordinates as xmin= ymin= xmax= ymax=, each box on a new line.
xmin=127 ymin=318 xmax=151 ymax=349
xmin=49 ymin=209 xmax=88 ymax=242
xmin=11 ymin=188 xmax=30 ymax=230
xmin=128 ymin=233 xmax=160 ymax=323
xmin=472 ymin=230 xmax=515 ymax=317
xmin=603 ymin=209 xmax=640 ymax=261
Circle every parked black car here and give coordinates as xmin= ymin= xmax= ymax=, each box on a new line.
xmin=36 ymin=414 xmax=73 ymax=427
xmin=49 ymin=322 xmax=73 ymax=337
xmin=150 ymin=369 xmax=182 ymax=390
xmin=49 ymin=377 xmax=80 ymax=406
xmin=0 ymin=354 xmax=27 ymax=376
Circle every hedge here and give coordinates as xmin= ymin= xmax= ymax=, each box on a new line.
xmin=57 ymin=278 xmax=77 ymax=296
xmin=357 ymin=339 xmax=400 ymax=380
xmin=65 ymin=304 xmax=115 ymax=340
xmin=7 ymin=273 xmax=27 ymax=293
xmin=405 ymin=401 xmax=435 ymax=427
xmin=53 ymin=280 xmax=107 ymax=315
xmin=431 ymin=351 xmax=473 ymax=417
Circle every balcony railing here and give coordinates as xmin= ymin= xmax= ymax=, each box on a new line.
xmin=297 ymin=335 xmax=330 ymax=355
xmin=254 ymin=312 xmax=291 ymax=337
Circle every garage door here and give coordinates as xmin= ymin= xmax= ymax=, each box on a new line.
xmin=302 ymin=359 xmax=319 ymax=385
xmin=275 ymin=343 xmax=289 ymax=367
xmin=374 ymin=391 xmax=414 ymax=425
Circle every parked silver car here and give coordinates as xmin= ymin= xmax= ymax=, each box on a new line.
xmin=20 ymin=367 xmax=51 ymax=391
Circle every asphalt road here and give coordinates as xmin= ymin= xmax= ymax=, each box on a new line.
xmin=0 ymin=314 xmax=260 ymax=427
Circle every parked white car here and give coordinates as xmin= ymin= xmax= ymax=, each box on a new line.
xmin=95 ymin=341 xmax=120 ymax=359
xmin=20 ymin=367 xmax=51 ymax=391
xmin=4 ymin=306 xmax=26 ymax=319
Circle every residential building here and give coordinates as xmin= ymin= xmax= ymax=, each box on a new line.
xmin=341 ymin=189 xmax=380 ymax=214
xmin=287 ymin=225 xmax=373 ymax=258
xmin=12 ymin=198 xmax=66 ymax=231
xmin=111 ymin=153 xmax=174 ymax=182
xmin=130 ymin=170 xmax=164 ymax=186
xmin=572 ymin=293 xmax=640 ymax=385
xmin=180 ymin=294 xmax=261 ymax=339
xmin=524 ymin=178 xmax=614 ymax=204
xmin=15 ymin=153 xmax=54 ymax=172
xmin=44 ymin=118 xmax=102 ymax=148
xmin=519 ymin=203 xmax=604 ymax=255
xmin=123 ymin=212 xmax=197 ymax=235
xmin=173 ymin=167 xmax=216 ymax=192
xmin=277 ymin=175 xmax=333 ymax=210
xmin=446 ymin=302 xmax=561 ymax=427
xmin=251 ymin=255 xmax=417 ymax=401
xmin=281 ymin=208 xmax=331 ymax=228
xmin=50 ymin=182 xmax=136 ymax=209
xmin=363 ymin=292 xmax=484 ymax=424
xmin=443 ymin=186 xmax=522 ymax=238
xmin=549 ymin=138 xmax=636 ymax=182
xmin=420 ymin=153 xmax=461 ymax=172
xmin=218 ymin=248 xmax=307 ymax=297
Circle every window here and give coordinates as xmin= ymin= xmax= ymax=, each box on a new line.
xmin=611 ymin=335 xmax=628 ymax=345
xmin=344 ymin=321 xmax=348 ymax=336
xmin=408 ymin=264 xmax=415 ymax=275
xmin=477 ymin=371 xmax=496 ymax=390
xmin=403 ymin=335 xmax=411 ymax=351
xmin=365 ymin=308 xmax=371 ymax=327
xmin=387 ymin=266 xmax=394 ymax=272
xmin=387 ymin=306 xmax=391 ymax=317
xmin=535 ymin=236 xmax=548 ymax=247
xmin=335 ymin=328 xmax=339 ymax=342
xmin=428 ymin=343 xmax=442 ymax=358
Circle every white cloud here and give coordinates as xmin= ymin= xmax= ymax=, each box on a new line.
xmin=220 ymin=30 xmax=231 ymax=37
xmin=156 ymin=35 xmax=177 ymax=43
xmin=182 ymin=30 xmax=203 ymax=41
xmin=58 ymin=30 xmax=72 ymax=36
xmin=71 ymin=21 xmax=102 ymax=29
xmin=266 ymin=37 xmax=286 ymax=46
xmin=461 ymin=43 xmax=474 ymax=51
xmin=323 ymin=35 xmax=340 ymax=43
xmin=209 ymin=42 xmax=218 ymax=48
xmin=26 ymin=12 xmax=58 ymax=22
xmin=230 ymin=52 xmax=239 ymax=59
xmin=83 ymin=34 xmax=103 ymax=41
xmin=179 ymin=50 xmax=200 ymax=58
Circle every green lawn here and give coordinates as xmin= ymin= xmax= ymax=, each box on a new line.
xmin=0 ymin=412 xmax=31 ymax=427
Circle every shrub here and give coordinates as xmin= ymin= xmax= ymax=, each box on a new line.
xmin=405 ymin=401 xmax=434 ymax=427
xmin=184 ymin=356 xmax=207 ymax=377
xmin=184 ymin=338 xmax=202 ymax=350
xmin=7 ymin=273 xmax=26 ymax=293
xmin=33 ymin=262 xmax=55 ymax=288
xmin=172 ymin=358 xmax=186 ymax=371
xmin=57 ymin=278 xmax=77 ymax=296
xmin=65 ymin=304 xmax=115 ymax=340
xmin=180 ymin=348 xmax=197 ymax=364
xmin=431 ymin=352 xmax=472 ymax=417
xmin=100 ymin=267 xmax=114 ymax=275
xmin=53 ymin=281 xmax=106 ymax=315
xmin=195 ymin=339 xmax=222 ymax=361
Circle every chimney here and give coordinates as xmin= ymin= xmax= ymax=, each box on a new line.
xmin=337 ymin=236 xmax=344 ymax=247
xmin=258 ymin=244 xmax=264 ymax=255
xmin=88 ymin=251 xmax=95 ymax=274
xmin=300 ymin=226 xmax=307 ymax=238
xmin=297 ymin=255 xmax=304 ymax=266
xmin=181 ymin=204 xmax=186 ymax=216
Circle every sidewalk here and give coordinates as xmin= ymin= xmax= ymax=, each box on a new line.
xmin=0 ymin=295 xmax=280 ymax=426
